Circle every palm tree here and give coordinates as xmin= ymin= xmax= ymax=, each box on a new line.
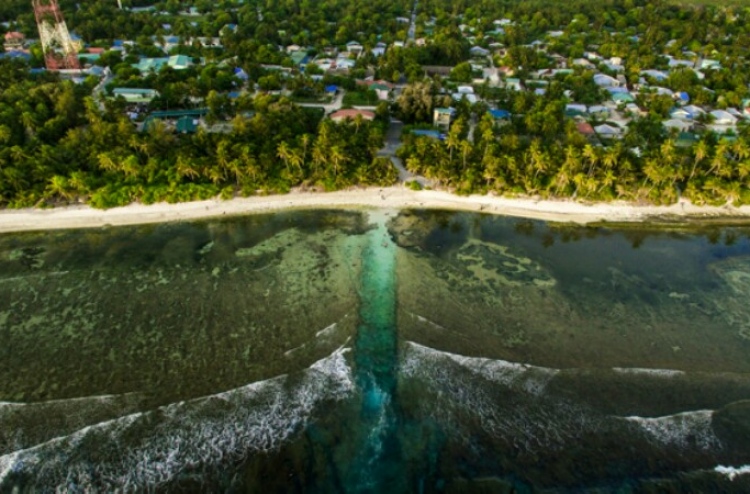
xmin=97 ymin=152 xmax=119 ymax=173
xmin=45 ymin=175 xmax=73 ymax=201
xmin=300 ymin=134 xmax=312 ymax=165
xmin=689 ymin=139 xmax=710 ymax=183
xmin=175 ymin=155 xmax=200 ymax=180
xmin=276 ymin=141 xmax=292 ymax=172
xmin=460 ymin=140 xmax=472 ymax=171
xmin=582 ymin=144 xmax=599 ymax=177
xmin=446 ymin=126 xmax=461 ymax=162
xmin=0 ymin=125 xmax=12 ymax=145
xmin=329 ymin=146 xmax=347 ymax=177
xmin=707 ymin=141 xmax=730 ymax=178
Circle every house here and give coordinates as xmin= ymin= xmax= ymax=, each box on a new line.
xmin=313 ymin=58 xmax=334 ymax=71
xmin=452 ymin=92 xmax=478 ymax=104
xmin=134 ymin=54 xmax=192 ymax=73
xmin=610 ymin=92 xmax=635 ymax=104
xmin=594 ymin=123 xmax=623 ymax=138
xmin=112 ymin=88 xmax=160 ymax=104
xmin=330 ymin=109 xmax=375 ymax=123
xmin=668 ymin=58 xmax=694 ymax=69
xmin=489 ymin=109 xmax=511 ymax=120
xmin=663 ymin=119 xmax=692 ymax=132
xmin=415 ymin=38 xmax=427 ymax=47
xmin=565 ymin=103 xmax=587 ymax=117
xmin=234 ymin=67 xmax=249 ymax=81
xmin=470 ymin=46 xmax=490 ymax=57
xmin=675 ymin=132 xmax=699 ymax=148
xmin=176 ymin=116 xmax=198 ymax=134
xmin=625 ymin=103 xmax=645 ymax=117
xmin=4 ymin=31 xmax=25 ymax=52
xmin=433 ymin=107 xmax=456 ymax=129
xmin=334 ymin=56 xmax=356 ymax=70
xmin=482 ymin=67 xmax=501 ymax=86
xmin=640 ymin=69 xmax=668 ymax=82
xmin=669 ymin=108 xmax=692 ymax=120
xmin=573 ymin=58 xmax=594 ymax=68
xmin=653 ymin=87 xmax=674 ymax=97
xmin=504 ymin=78 xmax=523 ymax=91
xmin=593 ymin=73 xmax=619 ymax=88
xmin=710 ymin=110 xmax=738 ymax=125
xmin=370 ymin=83 xmax=391 ymax=100
xmin=700 ymin=59 xmax=721 ymax=70
xmin=577 ymin=122 xmax=596 ymax=137
xmin=290 ymin=51 xmax=309 ymax=66
xmin=412 ymin=129 xmax=442 ymax=140
xmin=683 ymin=105 xmax=705 ymax=118
xmin=588 ymin=105 xmax=610 ymax=118
xmin=371 ymin=42 xmax=387 ymax=57
xmin=346 ymin=41 xmax=363 ymax=54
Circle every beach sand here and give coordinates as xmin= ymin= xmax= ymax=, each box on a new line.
xmin=0 ymin=186 xmax=749 ymax=233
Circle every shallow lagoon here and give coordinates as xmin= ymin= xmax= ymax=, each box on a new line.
xmin=2 ymin=210 xmax=750 ymax=492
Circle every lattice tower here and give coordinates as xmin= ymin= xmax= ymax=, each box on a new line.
xmin=32 ymin=0 xmax=80 ymax=70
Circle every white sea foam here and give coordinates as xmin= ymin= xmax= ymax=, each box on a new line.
xmin=0 ymin=392 xmax=141 ymax=410
xmin=623 ymin=410 xmax=720 ymax=451
xmin=612 ymin=367 xmax=686 ymax=378
xmin=402 ymin=341 xmax=558 ymax=395
xmin=408 ymin=312 xmax=447 ymax=331
xmin=315 ymin=322 xmax=338 ymax=338
xmin=0 ymin=348 xmax=354 ymax=491
xmin=715 ymin=464 xmax=750 ymax=480
xmin=400 ymin=342 xmax=602 ymax=453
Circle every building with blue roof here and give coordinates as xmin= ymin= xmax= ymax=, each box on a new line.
xmin=489 ymin=109 xmax=511 ymax=119
xmin=134 ymin=54 xmax=192 ymax=73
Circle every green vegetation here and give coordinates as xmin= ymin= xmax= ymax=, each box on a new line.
xmin=1 ymin=0 xmax=750 ymax=208
xmin=0 ymin=59 xmax=395 ymax=208
xmin=399 ymin=108 xmax=750 ymax=205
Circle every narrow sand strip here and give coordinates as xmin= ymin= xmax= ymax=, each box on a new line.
xmin=0 ymin=187 xmax=749 ymax=233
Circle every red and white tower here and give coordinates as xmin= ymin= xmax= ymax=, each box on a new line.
xmin=32 ymin=0 xmax=80 ymax=70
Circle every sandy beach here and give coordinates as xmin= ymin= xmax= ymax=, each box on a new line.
xmin=0 ymin=186 xmax=749 ymax=233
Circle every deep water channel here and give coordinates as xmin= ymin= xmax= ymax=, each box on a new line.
xmin=3 ymin=210 xmax=750 ymax=492
xmin=346 ymin=210 xmax=403 ymax=492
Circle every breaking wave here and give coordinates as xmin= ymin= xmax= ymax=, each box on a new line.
xmin=715 ymin=464 xmax=750 ymax=480
xmin=402 ymin=341 xmax=558 ymax=396
xmin=622 ymin=410 xmax=721 ymax=451
xmin=0 ymin=348 xmax=354 ymax=492
xmin=0 ymin=393 xmax=147 ymax=456
xmin=400 ymin=342 xmax=600 ymax=454
xmin=612 ymin=367 xmax=686 ymax=378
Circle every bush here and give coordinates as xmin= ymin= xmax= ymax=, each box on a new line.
xmin=407 ymin=180 xmax=423 ymax=190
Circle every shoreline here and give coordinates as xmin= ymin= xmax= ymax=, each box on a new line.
xmin=0 ymin=186 xmax=749 ymax=234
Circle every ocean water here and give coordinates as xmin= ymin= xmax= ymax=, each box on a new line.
xmin=2 ymin=210 xmax=750 ymax=492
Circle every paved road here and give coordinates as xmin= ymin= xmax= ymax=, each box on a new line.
xmin=93 ymin=68 xmax=113 ymax=110
xmin=377 ymin=120 xmax=431 ymax=186
xmin=408 ymin=1 xmax=418 ymax=41
xmin=297 ymin=91 xmax=345 ymax=114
